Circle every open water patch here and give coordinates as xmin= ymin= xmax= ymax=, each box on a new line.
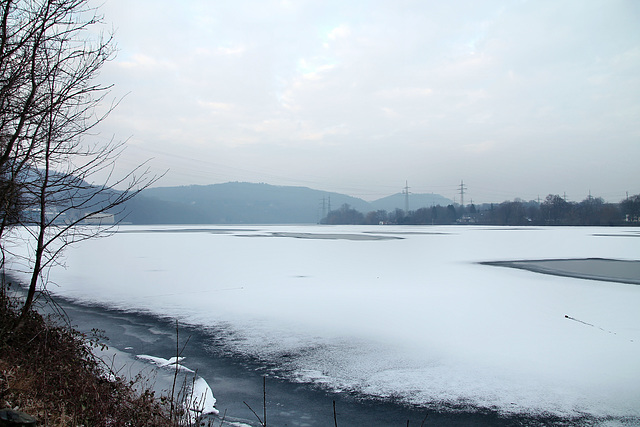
xmin=50 ymin=297 xmax=575 ymax=426
xmin=593 ymin=232 xmax=640 ymax=238
xmin=117 ymin=228 xmax=257 ymax=234
xmin=363 ymin=231 xmax=452 ymax=235
xmin=481 ymin=258 xmax=640 ymax=285
xmin=238 ymin=232 xmax=403 ymax=240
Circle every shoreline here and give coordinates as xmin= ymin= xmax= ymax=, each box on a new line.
xmin=50 ymin=294 xmax=600 ymax=427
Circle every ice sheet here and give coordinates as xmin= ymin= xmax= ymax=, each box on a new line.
xmin=6 ymin=225 xmax=640 ymax=420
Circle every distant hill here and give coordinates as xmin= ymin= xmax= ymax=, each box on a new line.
xmin=119 ymin=182 xmax=452 ymax=224
xmin=370 ymin=193 xmax=453 ymax=212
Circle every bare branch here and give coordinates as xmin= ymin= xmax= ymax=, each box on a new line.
xmin=0 ymin=0 xmax=158 ymax=326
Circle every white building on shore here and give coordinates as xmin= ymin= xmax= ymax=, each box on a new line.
xmin=83 ymin=213 xmax=115 ymax=225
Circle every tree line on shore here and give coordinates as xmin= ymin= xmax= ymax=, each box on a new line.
xmin=321 ymin=193 xmax=640 ymax=226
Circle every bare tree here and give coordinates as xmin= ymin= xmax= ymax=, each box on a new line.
xmin=0 ymin=0 xmax=158 ymax=327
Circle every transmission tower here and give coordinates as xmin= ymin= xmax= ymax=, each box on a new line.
xmin=458 ymin=180 xmax=467 ymax=207
xmin=402 ymin=181 xmax=410 ymax=212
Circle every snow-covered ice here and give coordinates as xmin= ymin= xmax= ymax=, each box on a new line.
xmin=6 ymin=225 xmax=640 ymax=421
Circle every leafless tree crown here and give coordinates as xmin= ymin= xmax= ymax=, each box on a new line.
xmin=0 ymin=0 xmax=158 ymax=325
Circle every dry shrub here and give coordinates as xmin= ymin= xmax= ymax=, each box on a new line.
xmin=0 ymin=289 xmax=173 ymax=426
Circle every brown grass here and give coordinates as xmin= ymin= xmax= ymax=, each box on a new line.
xmin=0 ymin=287 xmax=174 ymax=426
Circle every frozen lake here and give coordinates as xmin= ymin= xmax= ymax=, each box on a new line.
xmin=7 ymin=225 xmax=640 ymax=425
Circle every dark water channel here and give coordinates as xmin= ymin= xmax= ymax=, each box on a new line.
xmin=51 ymin=296 xmax=601 ymax=427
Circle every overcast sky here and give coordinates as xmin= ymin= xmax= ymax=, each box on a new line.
xmin=90 ymin=0 xmax=639 ymax=203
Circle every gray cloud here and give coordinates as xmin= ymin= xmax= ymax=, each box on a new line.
xmin=92 ymin=0 xmax=640 ymax=202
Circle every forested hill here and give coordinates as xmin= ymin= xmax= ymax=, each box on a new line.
xmin=119 ymin=182 xmax=452 ymax=225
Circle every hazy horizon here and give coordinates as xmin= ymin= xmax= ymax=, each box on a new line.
xmin=143 ymin=179 xmax=631 ymax=205
xmin=90 ymin=0 xmax=639 ymax=204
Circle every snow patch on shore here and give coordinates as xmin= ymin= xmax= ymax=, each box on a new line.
xmin=136 ymin=355 xmax=194 ymax=372
xmin=135 ymin=354 xmax=218 ymax=416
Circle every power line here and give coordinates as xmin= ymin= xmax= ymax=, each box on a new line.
xmin=402 ymin=181 xmax=411 ymax=212
xmin=458 ymin=180 xmax=467 ymax=207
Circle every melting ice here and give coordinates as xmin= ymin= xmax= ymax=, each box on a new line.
xmin=7 ymin=225 xmax=640 ymax=421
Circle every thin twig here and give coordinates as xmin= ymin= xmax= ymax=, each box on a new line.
xmin=218 ymin=408 xmax=227 ymax=427
xmin=243 ymin=401 xmax=264 ymax=426
xmin=263 ymin=376 xmax=267 ymax=427
xmin=169 ymin=319 xmax=179 ymax=423
xmin=420 ymin=413 xmax=429 ymax=427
